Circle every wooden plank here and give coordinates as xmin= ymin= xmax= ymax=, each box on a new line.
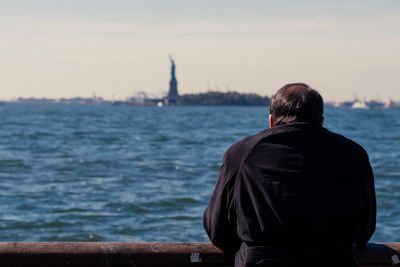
xmin=0 ymin=242 xmax=397 ymax=266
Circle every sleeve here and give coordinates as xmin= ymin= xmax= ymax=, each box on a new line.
xmin=354 ymin=152 xmax=376 ymax=252
xmin=203 ymin=159 xmax=238 ymax=253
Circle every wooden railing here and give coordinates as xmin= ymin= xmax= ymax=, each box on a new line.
xmin=0 ymin=242 xmax=398 ymax=266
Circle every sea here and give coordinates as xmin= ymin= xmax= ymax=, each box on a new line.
xmin=0 ymin=105 xmax=399 ymax=242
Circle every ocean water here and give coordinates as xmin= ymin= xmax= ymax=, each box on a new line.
xmin=0 ymin=105 xmax=398 ymax=242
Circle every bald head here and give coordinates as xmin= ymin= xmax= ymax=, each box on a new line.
xmin=269 ymin=83 xmax=324 ymax=126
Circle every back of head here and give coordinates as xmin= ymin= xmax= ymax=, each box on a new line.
xmin=269 ymin=83 xmax=324 ymax=126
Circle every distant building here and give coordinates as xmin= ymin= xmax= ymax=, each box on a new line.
xmin=166 ymin=56 xmax=179 ymax=104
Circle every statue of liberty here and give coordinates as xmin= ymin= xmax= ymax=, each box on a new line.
xmin=170 ymin=55 xmax=176 ymax=80
xmin=167 ymin=55 xmax=178 ymax=104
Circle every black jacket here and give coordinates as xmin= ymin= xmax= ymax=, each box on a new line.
xmin=204 ymin=123 xmax=376 ymax=267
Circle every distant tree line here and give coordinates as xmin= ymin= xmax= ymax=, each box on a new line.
xmin=178 ymin=91 xmax=270 ymax=106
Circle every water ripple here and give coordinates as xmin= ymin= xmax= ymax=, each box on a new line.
xmin=0 ymin=105 xmax=398 ymax=242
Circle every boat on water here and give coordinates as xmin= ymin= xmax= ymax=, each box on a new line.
xmin=351 ymin=101 xmax=369 ymax=109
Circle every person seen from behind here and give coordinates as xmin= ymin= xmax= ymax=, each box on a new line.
xmin=203 ymin=83 xmax=376 ymax=267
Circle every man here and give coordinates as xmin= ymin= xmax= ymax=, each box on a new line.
xmin=203 ymin=83 xmax=376 ymax=267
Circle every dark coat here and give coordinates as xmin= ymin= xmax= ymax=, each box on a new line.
xmin=203 ymin=123 xmax=376 ymax=267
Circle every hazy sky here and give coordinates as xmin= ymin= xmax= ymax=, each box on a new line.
xmin=1 ymin=0 xmax=399 ymax=101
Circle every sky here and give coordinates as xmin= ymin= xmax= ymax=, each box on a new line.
xmin=0 ymin=0 xmax=399 ymax=101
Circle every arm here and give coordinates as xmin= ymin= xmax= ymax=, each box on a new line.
xmin=203 ymin=160 xmax=238 ymax=253
xmin=355 ymin=153 xmax=376 ymax=252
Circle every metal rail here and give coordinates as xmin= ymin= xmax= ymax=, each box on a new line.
xmin=0 ymin=242 xmax=398 ymax=266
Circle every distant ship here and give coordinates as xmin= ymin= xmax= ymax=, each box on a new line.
xmin=351 ymin=101 xmax=368 ymax=109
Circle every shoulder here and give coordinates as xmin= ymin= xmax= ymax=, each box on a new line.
xmin=321 ymin=127 xmax=370 ymax=160
xmin=223 ymin=129 xmax=271 ymax=169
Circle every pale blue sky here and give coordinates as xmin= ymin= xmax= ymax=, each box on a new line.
xmin=1 ymin=0 xmax=399 ymax=101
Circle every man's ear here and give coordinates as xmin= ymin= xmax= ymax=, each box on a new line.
xmin=321 ymin=116 xmax=324 ymax=126
xmin=269 ymin=114 xmax=275 ymax=128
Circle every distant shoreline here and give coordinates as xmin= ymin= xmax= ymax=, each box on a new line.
xmin=2 ymin=91 xmax=400 ymax=108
